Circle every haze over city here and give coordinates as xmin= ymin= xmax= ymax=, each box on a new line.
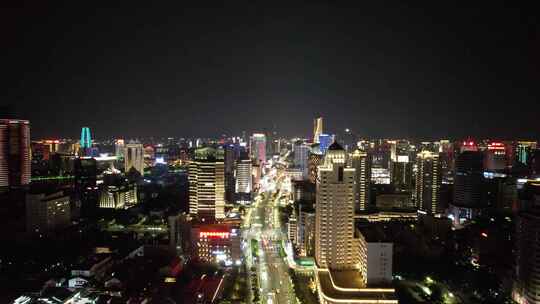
xmin=1 ymin=3 xmax=540 ymax=304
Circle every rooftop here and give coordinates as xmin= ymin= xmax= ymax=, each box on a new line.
xmin=316 ymin=269 xmax=397 ymax=303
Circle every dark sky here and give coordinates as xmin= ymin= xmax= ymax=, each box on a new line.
xmin=2 ymin=2 xmax=539 ymax=140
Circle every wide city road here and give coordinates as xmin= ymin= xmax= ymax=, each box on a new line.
xmin=243 ymin=169 xmax=296 ymax=304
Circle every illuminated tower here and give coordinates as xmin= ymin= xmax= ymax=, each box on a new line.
xmin=124 ymin=143 xmax=144 ymax=174
xmin=315 ymin=142 xmax=359 ymax=269
xmin=318 ymin=133 xmax=333 ymax=154
xmin=293 ymin=141 xmax=309 ymax=179
xmin=189 ymin=147 xmax=225 ymax=221
xmin=250 ymin=133 xmax=266 ymax=165
xmin=313 ymin=117 xmax=323 ymax=143
xmin=235 ymin=152 xmax=252 ymax=204
xmin=80 ymin=127 xmax=92 ymax=149
xmin=308 ymin=143 xmax=323 ymax=184
xmin=0 ymin=119 xmax=31 ymax=189
xmin=350 ymin=148 xmax=371 ymax=212
xmin=415 ymin=150 xmax=442 ymax=214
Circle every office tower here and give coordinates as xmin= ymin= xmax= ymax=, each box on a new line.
xmin=74 ymin=157 xmax=98 ymax=216
xmin=80 ymin=127 xmax=92 ymax=149
xmin=265 ymin=127 xmax=274 ymax=157
xmin=315 ymin=142 xmax=359 ymax=269
xmin=390 ymin=140 xmax=412 ymax=190
xmin=26 ymin=191 xmax=71 ymax=234
xmin=373 ymin=140 xmax=391 ymax=167
xmin=189 ymin=147 xmax=225 ymax=221
xmin=114 ymin=139 xmax=125 ymax=158
xmin=318 ymin=133 xmax=332 ymax=154
xmin=250 ymin=133 xmax=266 ymax=165
xmin=391 ymin=162 xmax=412 ymax=191
xmin=308 ymin=143 xmax=324 ymax=184
xmin=235 ymin=152 xmax=252 ymax=204
xmin=453 ymin=151 xmax=484 ymax=208
xmin=513 ymin=182 xmax=540 ymax=304
xmin=415 ymin=151 xmax=442 ymax=214
xmin=350 ymin=148 xmax=371 ymax=212
xmin=293 ymin=141 xmax=309 ymax=179
xmin=313 ymin=117 xmax=323 ymax=143
xmin=224 ymin=144 xmax=236 ymax=204
xmin=516 ymin=141 xmax=537 ymax=165
xmin=124 ymin=143 xmax=144 ymax=174
xmin=484 ymin=142 xmax=507 ymax=171
xmin=0 ymin=119 xmax=31 ymax=189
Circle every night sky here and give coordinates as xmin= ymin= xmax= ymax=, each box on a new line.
xmin=2 ymin=3 xmax=539 ymax=140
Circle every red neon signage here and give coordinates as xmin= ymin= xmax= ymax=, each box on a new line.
xmin=200 ymin=231 xmax=229 ymax=239
xmin=488 ymin=142 xmax=505 ymax=150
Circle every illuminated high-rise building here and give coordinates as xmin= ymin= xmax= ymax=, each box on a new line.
xmin=315 ymin=142 xmax=359 ymax=269
xmin=80 ymin=127 xmax=92 ymax=149
xmin=415 ymin=150 xmax=442 ymax=214
xmin=513 ymin=182 xmax=540 ymax=304
xmin=308 ymin=143 xmax=323 ymax=184
xmin=0 ymin=119 xmax=31 ymax=189
xmin=453 ymin=150 xmax=484 ymax=208
xmin=484 ymin=142 xmax=507 ymax=171
xmin=124 ymin=143 xmax=144 ymax=174
xmin=250 ymin=133 xmax=266 ymax=165
xmin=318 ymin=133 xmax=332 ymax=154
xmin=189 ymin=147 xmax=225 ymax=221
xmin=114 ymin=139 xmax=125 ymax=158
xmin=313 ymin=117 xmax=323 ymax=143
xmin=293 ymin=141 xmax=309 ymax=179
xmin=350 ymin=148 xmax=371 ymax=212
xmin=516 ymin=141 xmax=537 ymax=165
xmin=235 ymin=152 xmax=252 ymax=204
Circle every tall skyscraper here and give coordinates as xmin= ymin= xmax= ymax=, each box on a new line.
xmin=74 ymin=157 xmax=98 ymax=216
xmin=115 ymin=139 xmax=125 ymax=158
xmin=415 ymin=150 xmax=442 ymax=214
xmin=235 ymin=152 xmax=252 ymax=204
xmin=189 ymin=147 xmax=225 ymax=221
xmin=350 ymin=148 xmax=371 ymax=212
xmin=315 ymin=142 xmax=359 ymax=269
xmin=308 ymin=144 xmax=323 ymax=184
xmin=318 ymin=133 xmax=333 ymax=154
xmin=250 ymin=133 xmax=266 ymax=165
xmin=124 ymin=143 xmax=144 ymax=174
xmin=484 ymin=142 xmax=507 ymax=171
xmin=224 ymin=144 xmax=237 ymax=203
xmin=80 ymin=127 xmax=92 ymax=148
xmin=313 ymin=117 xmax=323 ymax=143
xmin=453 ymin=151 xmax=484 ymax=208
xmin=0 ymin=119 xmax=31 ymax=189
xmin=293 ymin=141 xmax=309 ymax=179
xmin=513 ymin=182 xmax=540 ymax=304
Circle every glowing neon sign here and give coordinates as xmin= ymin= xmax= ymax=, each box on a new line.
xmin=200 ymin=231 xmax=230 ymax=239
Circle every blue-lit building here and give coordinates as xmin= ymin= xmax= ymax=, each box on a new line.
xmin=318 ymin=133 xmax=333 ymax=154
xmin=80 ymin=127 xmax=92 ymax=149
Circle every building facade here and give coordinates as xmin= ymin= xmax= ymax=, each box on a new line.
xmin=350 ymin=149 xmax=371 ymax=212
xmin=189 ymin=147 xmax=226 ymax=221
xmin=0 ymin=119 xmax=31 ymax=189
xmin=315 ymin=142 xmax=359 ymax=270
xmin=124 ymin=143 xmax=144 ymax=174
xmin=415 ymin=150 xmax=442 ymax=214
